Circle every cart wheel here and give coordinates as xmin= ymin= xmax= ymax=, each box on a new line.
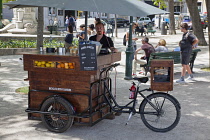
xmin=40 ymin=96 xmax=74 ymax=133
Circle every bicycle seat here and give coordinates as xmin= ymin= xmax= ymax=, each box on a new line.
xmin=133 ymin=77 xmax=148 ymax=83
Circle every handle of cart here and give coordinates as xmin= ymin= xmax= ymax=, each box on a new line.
xmin=99 ymin=63 xmax=120 ymax=78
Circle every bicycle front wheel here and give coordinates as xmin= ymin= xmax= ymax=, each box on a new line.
xmin=139 ymin=92 xmax=181 ymax=132
xmin=41 ymin=96 xmax=74 ymax=133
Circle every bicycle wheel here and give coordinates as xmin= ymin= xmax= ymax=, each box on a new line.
xmin=139 ymin=92 xmax=181 ymax=132
xmin=41 ymin=96 xmax=74 ymax=133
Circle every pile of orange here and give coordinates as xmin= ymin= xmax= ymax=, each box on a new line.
xmin=57 ymin=62 xmax=75 ymax=69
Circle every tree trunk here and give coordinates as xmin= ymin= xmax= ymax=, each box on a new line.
xmin=37 ymin=7 xmax=44 ymax=51
xmin=186 ymin=0 xmax=207 ymax=46
xmin=168 ymin=0 xmax=176 ymax=34
xmin=205 ymin=0 xmax=210 ymax=67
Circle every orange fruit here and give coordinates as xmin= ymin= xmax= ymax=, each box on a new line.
xmin=70 ymin=65 xmax=74 ymax=69
xmin=60 ymin=63 xmax=65 ymax=68
xmin=69 ymin=62 xmax=73 ymax=66
xmin=57 ymin=64 xmax=61 ymax=68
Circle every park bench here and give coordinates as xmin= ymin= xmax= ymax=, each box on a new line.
xmin=146 ymin=25 xmax=156 ymax=35
xmin=140 ymin=48 xmax=201 ymax=76
xmin=135 ymin=25 xmax=156 ymax=36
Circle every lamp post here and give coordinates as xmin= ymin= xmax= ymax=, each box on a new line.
xmin=0 ymin=0 xmax=2 ymax=20
xmin=124 ymin=16 xmax=133 ymax=80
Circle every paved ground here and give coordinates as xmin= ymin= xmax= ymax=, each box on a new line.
xmin=0 ymin=29 xmax=210 ymax=140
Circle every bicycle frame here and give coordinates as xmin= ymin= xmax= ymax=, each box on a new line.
xmin=101 ymin=77 xmax=158 ymax=114
xmin=98 ymin=64 xmax=156 ymax=115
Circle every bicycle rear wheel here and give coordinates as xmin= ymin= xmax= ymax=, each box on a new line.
xmin=139 ymin=92 xmax=181 ymax=132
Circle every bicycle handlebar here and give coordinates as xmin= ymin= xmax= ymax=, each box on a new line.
xmin=100 ymin=63 xmax=120 ymax=72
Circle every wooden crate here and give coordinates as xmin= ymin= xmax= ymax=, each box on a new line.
xmin=150 ymin=59 xmax=174 ymax=91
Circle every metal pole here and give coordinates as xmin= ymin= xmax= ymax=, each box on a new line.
xmin=0 ymin=0 xmax=2 ymax=20
xmin=124 ymin=16 xmax=133 ymax=80
xmin=84 ymin=11 xmax=88 ymax=41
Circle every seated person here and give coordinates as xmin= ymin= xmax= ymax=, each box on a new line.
xmin=155 ymin=39 xmax=168 ymax=52
xmin=89 ymin=22 xmax=117 ymax=53
xmin=139 ymin=23 xmax=147 ymax=36
xmin=173 ymin=47 xmax=180 ymax=51
xmin=173 ymin=41 xmax=181 ymax=51
xmin=135 ymin=25 xmax=140 ymax=34
xmin=132 ymin=37 xmax=155 ymax=75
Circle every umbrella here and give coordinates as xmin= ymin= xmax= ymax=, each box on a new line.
xmin=5 ymin=0 xmax=168 ymax=17
xmin=4 ymin=0 xmax=168 ymax=80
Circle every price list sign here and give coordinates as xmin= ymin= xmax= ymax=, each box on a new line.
xmin=79 ymin=44 xmax=97 ymax=71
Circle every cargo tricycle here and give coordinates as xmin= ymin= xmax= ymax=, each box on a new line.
xmin=24 ymin=52 xmax=180 ymax=133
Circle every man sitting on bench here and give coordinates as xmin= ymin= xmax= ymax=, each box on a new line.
xmin=132 ymin=37 xmax=155 ymax=76
xmin=135 ymin=23 xmax=147 ymax=36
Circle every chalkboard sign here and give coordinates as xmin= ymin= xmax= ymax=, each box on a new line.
xmin=79 ymin=44 xmax=97 ymax=71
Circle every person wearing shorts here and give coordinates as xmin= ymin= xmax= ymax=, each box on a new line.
xmin=176 ymin=23 xmax=199 ymax=83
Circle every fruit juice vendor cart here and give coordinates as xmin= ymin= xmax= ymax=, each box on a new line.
xmin=23 ymin=47 xmax=121 ymax=133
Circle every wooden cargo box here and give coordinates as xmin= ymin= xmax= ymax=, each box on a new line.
xmin=150 ymin=59 xmax=174 ymax=91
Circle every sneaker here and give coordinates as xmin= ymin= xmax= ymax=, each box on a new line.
xmin=186 ymin=76 xmax=194 ymax=81
xmin=139 ymin=71 xmax=144 ymax=74
xmin=176 ymin=78 xmax=185 ymax=83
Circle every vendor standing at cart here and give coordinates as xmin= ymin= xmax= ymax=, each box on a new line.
xmin=89 ymin=22 xmax=117 ymax=53
xmin=64 ymin=25 xmax=74 ymax=51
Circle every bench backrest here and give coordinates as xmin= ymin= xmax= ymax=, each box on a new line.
xmin=148 ymin=49 xmax=201 ymax=66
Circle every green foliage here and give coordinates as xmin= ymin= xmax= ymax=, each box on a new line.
xmin=72 ymin=38 xmax=79 ymax=46
xmin=15 ymin=86 xmax=29 ymax=94
xmin=0 ymin=39 xmax=36 ymax=48
xmin=152 ymin=0 xmax=167 ymax=9
xmin=2 ymin=0 xmax=16 ymax=3
xmin=0 ymin=39 xmax=68 ymax=48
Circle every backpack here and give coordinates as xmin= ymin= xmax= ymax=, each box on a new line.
xmin=123 ymin=34 xmax=126 ymax=46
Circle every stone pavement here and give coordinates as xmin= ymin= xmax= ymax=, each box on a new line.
xmin=0 ymin=30 xmax=210 ymax=140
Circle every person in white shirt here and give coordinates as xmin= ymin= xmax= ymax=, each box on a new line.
xmin=65 ymin=16 xmax=69 ymax=31
xmin=155 ymin=39 xmax=168 ymax=52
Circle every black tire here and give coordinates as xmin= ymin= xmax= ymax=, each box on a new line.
xmin=139 ymin=92 xmax=181 ymax=132
xmin=123 ymin=23 xmax=127 ymax=27
xmin=41 ymin=96 xmax=74 ymax=133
